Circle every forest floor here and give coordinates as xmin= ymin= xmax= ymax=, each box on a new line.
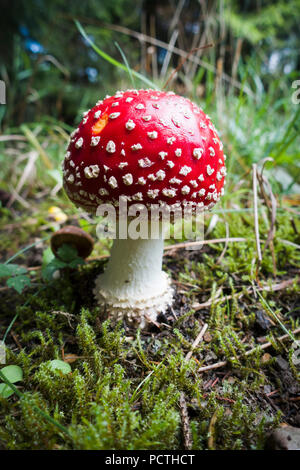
xmin=0 ymin=165 xmax=299 ymax=449
xmin=0 ymin=78 xmax=299 ymax=449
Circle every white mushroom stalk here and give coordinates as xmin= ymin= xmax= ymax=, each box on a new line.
xmin=94 ymin=221 xmax=173 ymax=328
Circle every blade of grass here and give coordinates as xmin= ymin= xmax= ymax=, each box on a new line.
xmin=114 ymin=41 xmax=135 ymax=88
xmin=5 ymin=235 xmax=51 ymax=265
xmin=75 ymin=20 xmax=158 ymax=90
xmin=21 ymin=125 xmax=53 ymax=169
xmin=256 ymin=288 xmax=298 ymax=343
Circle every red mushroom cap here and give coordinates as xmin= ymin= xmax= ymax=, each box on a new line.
xmin=63 ymin=89 xmax=226 ymax=214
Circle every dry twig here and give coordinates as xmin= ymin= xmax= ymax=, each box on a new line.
xmin=185 ymin=323 xmax=208 ymax=362
xmin=179 ymin=393 xmax=193 ymax=450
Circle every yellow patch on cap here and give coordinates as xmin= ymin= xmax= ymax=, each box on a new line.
xmin=92 ymin=114 xmax=109 ymax=135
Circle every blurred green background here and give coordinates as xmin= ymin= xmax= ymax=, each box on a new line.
xmin=0 ymin=0 xmax=299 ymax=200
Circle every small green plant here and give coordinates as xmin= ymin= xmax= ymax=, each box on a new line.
xmin=0 ymin=365 xmax=23 ymax=398
xmin=47 ymin=360 xmax=72 ymax=375
xmin=0 ymin=264 xmax=31 ymax=294
xmin=42 ymin=244 xmax=85 ymax=281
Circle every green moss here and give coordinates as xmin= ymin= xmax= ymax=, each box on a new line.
xmin=0 ymin=191 xmax=299 ymax=450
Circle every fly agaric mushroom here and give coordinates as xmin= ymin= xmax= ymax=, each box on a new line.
xmin=62 ymin=89 xmax=226 ymax=328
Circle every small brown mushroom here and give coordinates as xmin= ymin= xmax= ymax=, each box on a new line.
xmin=50 ymin=226 xmax=94 ymax=260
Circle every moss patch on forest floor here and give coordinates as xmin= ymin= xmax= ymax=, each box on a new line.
xmin=0 ymin=170 xmax=299 ymax=450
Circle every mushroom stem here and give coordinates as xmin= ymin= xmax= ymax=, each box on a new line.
xmin=94 ymin=222 xmax=173 ymax=328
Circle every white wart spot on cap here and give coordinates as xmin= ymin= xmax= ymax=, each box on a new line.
xmin=181 ymin=185 xmax=190 ymax=195
xmin=70 ymin=128 xmax=79 ymax=139
xmin=84 ymin=165 xmax=100 ymax=179
xmin=198 ymin=174 xmax=204 ymax=182
xmin=75 ymin=137 xmax=84 ymax=149
xmin=67 ymin=174 xmax=74 ymax=183
xmin=207 ymin=165 xmax=214 ymax=176
xmin=167 ymin=137 xmax=176 ymax=145
xmin=132 ymin=192 xmax=143 ymax=201
xmin=156 ymin=170 xmax=166 ymax=181
xmin=198 ymin=188 xmax=206 ymax=196
xmin=152 ymin=103 xmax=160 ymax=109
xmin=125 ymin=120 xmax=136 ymax=131
xmin=175 ymin=148 xmax=182 ymax=157
xmin=138 ymin=177 xmax=146 ymax=185
xmin=179 ymin=166 xmax=192 ymax=176
xmin=138 ymin=158 xmax=153 ymax=168
xmin=147 ymin=131 xmax=158 ymax=140
xmin=108 ymin=176 xmax=118 ymax=189
xmin=65 ymin=151 xmax=71 ymax=160
xmin=119 ymin=162 xmax=128 ymax=169
xmin=123 ymin=173 xmax=133 ymax=185
xmin=106 ymin=140 xmax=116 ymax=153
xmin=209 ymin=147 xmax=215 ymax=157
xmin=109 ymin=112 xmax=120 ymax=120
xmin=162 ymin=188 xmax=176 ymax=198
xmin=131 ymin=143 xmax=142 ymax=151
xmin=120 ymin=149 xmax=126 ymax=156
xmin=147 ymin=189 xmax=159 ymax=199
xmin=190 ymin=180 xmax=198 ymax=188
xmin=169 ymin=177 xmax=182 ymax=185
xmin=167 ymin=161 xmax=175 ymax=168
xmin=99 ymin=188 xmax=109 ymax=196
xmin=94 ymin=110 xmax=101 ymax=119
xmin=135 ymin=103 xmax=145 ymax=110
xmin=126 ymin=97 xmax=133 ymax=103
xmin=193 ymin=148 xmax=203 ymax=160
xmin=159 ymin=151 xmax=168 ymax=160
xmin=111 ymin=102 xmax=119 ymax=107
xmin=142 ymin=116 xmax=151 ymax=122
xmin=91 ymin=136 xmax=100 ymax=146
